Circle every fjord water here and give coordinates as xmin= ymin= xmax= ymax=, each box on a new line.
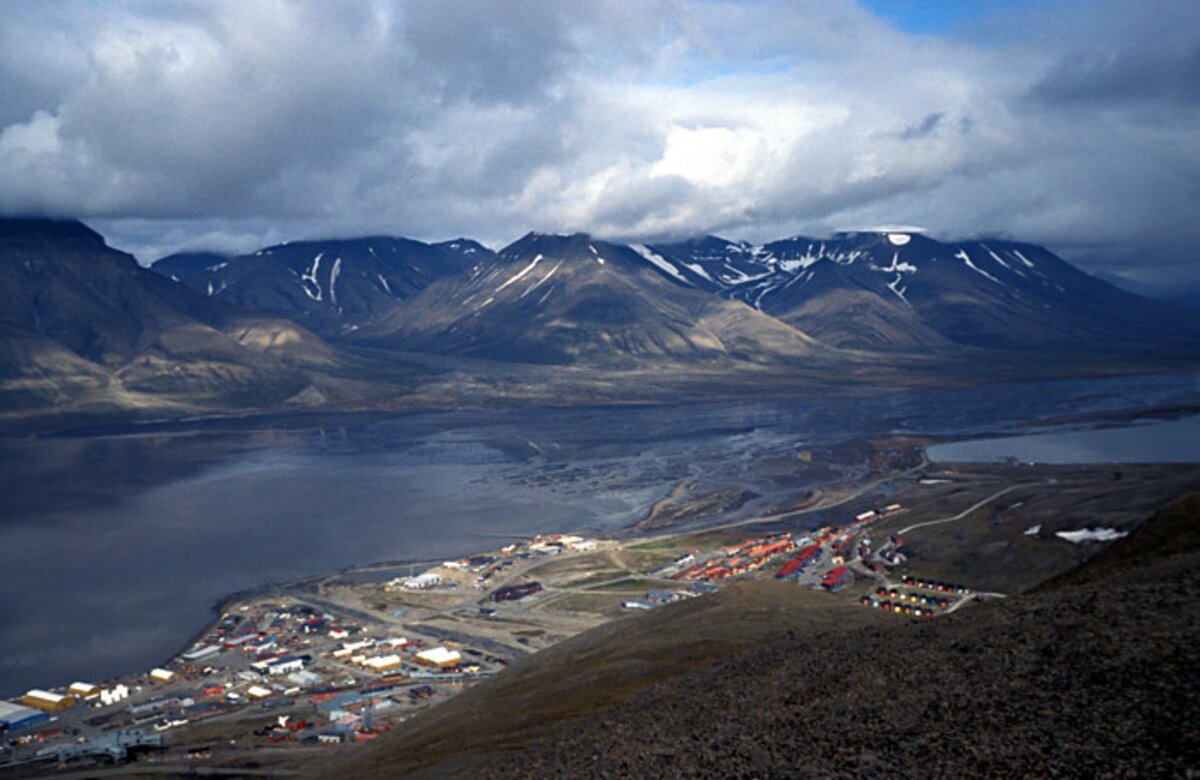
xmin=1 ymin=373 xmax=1197 ymax=695
xmin=928 ymin=414 xmax=1200 ymax=464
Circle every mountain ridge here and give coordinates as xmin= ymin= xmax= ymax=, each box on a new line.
xmin=2 ymin=216 xmax=1197 ymax=427
xmin=0 ymin=218 xmax=339 ymax=420
xmin=643 ymin=231 xmax=1199 ymax=352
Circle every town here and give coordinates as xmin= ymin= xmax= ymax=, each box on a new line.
xmin=10 ymin=452 xmax=1184 ymax=776
xmin=1 ymin=490 xmax=1010 ymax=775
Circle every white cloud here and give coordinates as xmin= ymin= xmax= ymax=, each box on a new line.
xmin=0 ymin=0 xmax=1196 ymax=283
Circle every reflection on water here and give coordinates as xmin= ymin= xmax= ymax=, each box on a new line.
xmin=928 ymin=415 xmax=1200 ymax=464
xmin=0 ymin=372 xmax=1196 ymax=694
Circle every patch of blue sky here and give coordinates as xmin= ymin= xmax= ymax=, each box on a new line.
xmin=861 ymin=0 xmax=1054 ymax=35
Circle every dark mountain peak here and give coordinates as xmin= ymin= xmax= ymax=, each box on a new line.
xmin=0 ymin=217 xmax=107 ymax=248
xmin=251 ymin=235 xmax=428 ymax=258
xmin=435 ymin=238 xmax=494 ymax=258
xmin=161 ymin=234 xmax=481 ymax=338
xmin=667 ymin=234 xmax=746 ymax=252
xmin=499 ymin=232 xmax=599 ymax=260
xmin=151 ymin=251 xmax=231 ymax=282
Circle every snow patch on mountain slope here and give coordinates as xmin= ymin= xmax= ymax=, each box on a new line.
xmin=496 ymin=254 xmax=543 ymax=293
xmin=302 ymin=252 xmax=324 ymax=301
xmin=955 ymin=249 xmax=1000 ymax=284
xmin=329 ymin=257 xmax=342 ymax=307
xmin=631 ymin=245 xmax=696 ymax=285
xmin=1011 ymin=249 xmax=1037 ymax=268
xmin=876 ymin=253 xmax=917 ymax=274
xmin=520 ymin=261 xmax=562 ymax=298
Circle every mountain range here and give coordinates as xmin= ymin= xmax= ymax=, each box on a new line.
xmin=638 ymin=232 xmax=1197 ymax=351
xmin=158 ymin=227 xmax=1197 ymax=358
xmin=0 ymin=217 xmax=1195 ymax=427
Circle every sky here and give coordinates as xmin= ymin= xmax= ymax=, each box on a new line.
xmin=0 ymin=0 xmax=1197 ymax=289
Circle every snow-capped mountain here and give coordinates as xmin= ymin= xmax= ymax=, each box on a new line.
xmin=148 ymin=227 xmax=1198 ymax=360
xmin=642 ymin=232 xmax=1198 ymax=352
xmin=355 ymin=232 xmax=824 ymax=365
xmin=151 ymin=237 xmax=489 ymax=338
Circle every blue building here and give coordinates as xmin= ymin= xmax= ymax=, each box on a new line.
xmin=0 ymin=700 xmax=50 ymax=733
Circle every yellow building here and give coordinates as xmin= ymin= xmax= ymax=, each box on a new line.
xmin=22 ymin=690 xmax=75 ymax=713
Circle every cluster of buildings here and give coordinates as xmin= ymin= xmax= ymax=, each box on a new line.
xmin=859 ymin=577 xmax=971 ymax=617
xmin=669 ymin=533 xmax=799 ymax=581
xmin=387 ymin=533 xmax=601 ymax=594
xmin=872 ymin=587 xmax=953 ymax=608
xmin=860 ymin=596 xmax=938 ymax=617
xmin=773 ymin=504 xmax=905 ymax=581
xmin=253 ymin=714 xmax=390 ymax=747
xmin=900 ymin=575 xmax=971 ymax=595
xmin=3 ymin=680 xmax=133 ymax=739
xmin=1 ymin=594 xmax=508 ymax=764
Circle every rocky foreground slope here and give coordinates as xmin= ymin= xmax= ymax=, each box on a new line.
xmin=324 ymin=495 xmax=1200 ymax=779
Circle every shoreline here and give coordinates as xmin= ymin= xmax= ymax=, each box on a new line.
xmin=4 ymin=399 xmax=1196 ymax=701
xmin=3 ymin=454 xmax=1198 ymax=772
xmin=165 ymin=403 xmax=1200 ymax=683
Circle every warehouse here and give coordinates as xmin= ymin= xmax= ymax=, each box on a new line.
xmin=361 ymin=654 xmax=403 ymax=672
xmin=22 ymin=689 xmax=74 ymax=712
xmin=183 ymin=644 xmax=222 ymax=662
xmin=401 ymin=572 xmax=441 ymax=590
xmin=262 ymin=656 xmax=305 ymax=676
xmin=68 ymin=682 xmax=101 ymax=700
xmin=0 ymin=700 xmax=49 ymax=732
xmin=415 ymin=647 xmax=462 ymax=668
xmin=490 ymin=581 xmax=543 ymax=602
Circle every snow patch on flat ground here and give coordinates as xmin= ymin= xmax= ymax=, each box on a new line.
xmin=1055 ymin=527 xmax=1128 ymax=544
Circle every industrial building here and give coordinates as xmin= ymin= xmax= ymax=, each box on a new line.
xmin=401 ymin=572 xmax=441 ymax=590
xmin=261 ymin=656 xmax=305 ymax=676
xmin=149 ymin=668 xmax=176 ymax=683
xmin=68 ymin=682 xmax=101 ymax=700
xmin=0 ymin=700 xmax=49 ymax=732
xmin=361 ymin=654 xmax=403 ymax=672
xmin=415 ymin=647 xmax=462 ymax=667
xmin=22 ymin=689 xmax=74 ymax=712
xmin=490 ymin=581 xmax=543 ymax=602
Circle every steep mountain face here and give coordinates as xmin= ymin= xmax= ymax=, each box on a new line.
xmin=152 ymin=237 xmax=489 ymax=339
xmin=642 ymin=232 xmax=1198 ymax=352
xmin=357 ymin=232 xmax=825 ymax=366
xmin=0 ymin=218 xmax=332 ymax=417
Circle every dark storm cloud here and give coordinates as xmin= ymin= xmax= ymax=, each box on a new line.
xmin=1030 ymin=45 xmax=1200 ymax=106
xmin=0 ymin=0 xmax=1197 ymax=285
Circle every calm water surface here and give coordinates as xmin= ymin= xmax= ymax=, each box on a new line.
xmin=928 ymin=414 xmax=1200 ymax=464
